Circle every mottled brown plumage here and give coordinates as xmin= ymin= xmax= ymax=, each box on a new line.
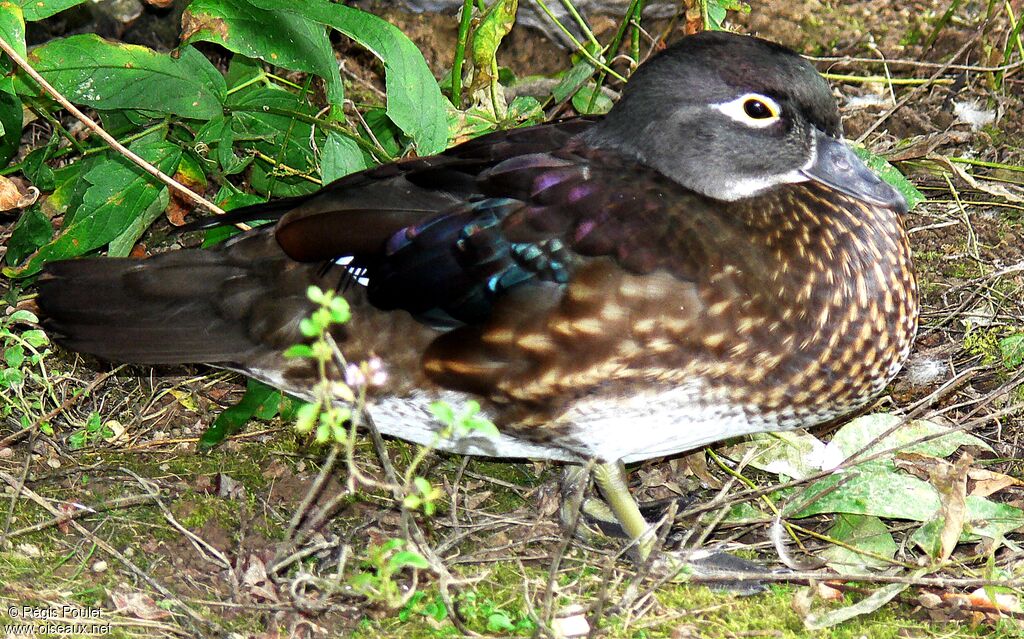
xmin=37 ymin=31 xmax=919 ymax=557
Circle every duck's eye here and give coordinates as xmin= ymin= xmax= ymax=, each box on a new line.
xmin=743 ymin=98 xmax=775 ymax=119
xmin=712 ymin=93 xmax=782 ymax=128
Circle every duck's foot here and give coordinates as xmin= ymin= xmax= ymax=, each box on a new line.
xmin=558 ymin=465 xmax=694 ymax=541
xmin=557 ymin=463 xmax=772 ymax=595
xmin=651 ymin=548 xmax=771 ymax=595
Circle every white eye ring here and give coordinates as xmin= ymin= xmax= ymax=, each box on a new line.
xmin=712 ymin=93 xmax=782 ymax=128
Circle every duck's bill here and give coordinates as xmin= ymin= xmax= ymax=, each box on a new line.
xmin=801 ymin=131 xmax=908 ymax=214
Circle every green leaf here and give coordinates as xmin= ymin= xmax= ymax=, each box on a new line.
xmin=199 ymin=379 xmax=279 ymax=449
xmin=820 ymin=514 xmax=897 ymax=573
xmin=998 ymin=334 xmax=1024 ymax=369
xmin=852 ymin=146 xmax=925 ymax=210
xmin=5 ymin=206 xmax=52 ymax=266
xmin=429 ymin=401 xmax=455 ymax=426
xmin=181 ymin=0 xmax=343 ymax=106
xmin=5 ymin=141 xmax=181 ymax=277
xmin=571 ymin=84 xmax=613 ymax=115
xmin=227 ymin=86 xmax=319 ymax=197
xmin=827 ymin=413 xmax=992 ymax=462
xmin=388 ymin=550 xmax=430 ymax=571
xmin=721 ymin=430 xmax=826 ymax=480
xmin=18 ymin=35 xmax=225 ymax=119
xmin=0 ymin=3 xmax=27 ymax=61
xmin=320 ymin=130 xmax=368 ymax=183
xmin=552 ymin=57 xmax=599 ymax=103
xmin=250 ymin=0 xmax=449 ymax=154
xmin=107 ymin=188 xmax=170 ymax=256
xmin=283 ymin=344 xmax=314 ymax=359
xmin=21 ymin=329 xmax=47 ymax=348
xmin=788 ymin=461 xmax=940 ymax=520
xmin=4 ymin=344 xmax=24 ymax=368
xmin=471 ymin=0 xmax=517 ymax=91
xmin=19 ymin=0 xmax=87 ymax=21
xmin=0 ymin=84 xmax=22 ymax=164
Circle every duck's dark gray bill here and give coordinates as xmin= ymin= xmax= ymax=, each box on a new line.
xmin=801 ymin=130 xmax=908 ymax=214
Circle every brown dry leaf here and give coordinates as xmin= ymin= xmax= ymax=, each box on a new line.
xmin=129 ymin=242 xmax=148 ymax=258
xmin=816 ymin=583 xmax=844 ymax=601
xmin=165 ymin=170 xmax=204 ymax=226
xmin=893 ymin=451 xmax=947 ymax=480
xmin=242 ymin=555 xmax=279 ymax=603
xmin=0 ymin=176 xmax=39 ymax=210
xmin=463 ymin=489 xmax=493 ymax=511
xmin=165 ymin=197 xmax=189 ymax=226
xmin=677 ymin=450 xmax=722 ymax=489
xmin=111 ymin=590 xmax=172 ymax=620
xmin=967 ymin=468 xmax=1022 ymax=497
xmin=918 ymin=591 xmax=942 ymax=609
xmin=934 ymin=454 xmax=971 ymax=562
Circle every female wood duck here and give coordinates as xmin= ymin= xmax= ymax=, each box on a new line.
xmin=37 ymin=31 xmax=918 ymax=560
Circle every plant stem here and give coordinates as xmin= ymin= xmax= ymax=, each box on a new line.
xmin=452 ymin=0 xmax=475 ymax=107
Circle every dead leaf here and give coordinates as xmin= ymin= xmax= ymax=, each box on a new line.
xmin=0 ymin=176 xmax=39 ymax=210
xmin=111 ymin=590 xmax=172 ymax=620
xmin=933 ymin=454 xmax=971 ymax=562
xmin=678 ymin=451 xmax=722 ymax=489
xmin=968 ymin=468 xmax=1022 ymax=497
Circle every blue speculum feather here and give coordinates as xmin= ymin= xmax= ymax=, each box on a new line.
xmin=366 ymin=197 xmax=575 ymax=327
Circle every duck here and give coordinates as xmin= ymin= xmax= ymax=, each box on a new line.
xmin=36 ymin=30 xmax=919 ymax=562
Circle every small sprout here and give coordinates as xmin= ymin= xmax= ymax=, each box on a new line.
xmin=430 ymin=400 xmax=500 ymax=438
xmin=294 ymin=402 xmax=320 ymax=434
xmin=403 ymin=476 xmax=444 ymax=516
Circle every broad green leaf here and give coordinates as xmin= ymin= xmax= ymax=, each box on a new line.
xmin=0 ymin=83 xmax=22 ymax=164
xmin=388 ymin=550 xmax=430 ymax=571
xmin=19 ymin=0 xmax=87 ymax=21
xmin=788 ymin=461 xmax=940 ymax=520
xmin=5 ymin=205 xmax=51 ymax=265
xmin=820 ymin=514 xmax=897 ymax=573
xmin=5 ymin=141 xmax=180 ymax=277
xmin=250 ymin=0 xmax=449 ymax=154
xmin=0 ymin=4 xmax=24 ymax=164
xmin=999 ymin=333 xmax=1024 ymax=369
xmin=181 ymin=0 xmax=343 ymax=106
xmin=552 ymin=57 xmax=599 ymax=103
xmin=18 ymin=35 xmax=225 ymax=119
xmin=228 ymin=86 xmax=319 ymax=196
xmin=572 ymin=84 xmax=613 ymax=115
xmin=106 ymin=188 xmax=170 ymax=256
xmin=471 ymin=0 xmax=517 ymax=91
xmin=21 ymin=141 xmax=56 ymax=190
xmin=853 ymin=146 xmax=925 ymax=210
xmin=720 ymin=430 xmax=828 ymax=480
xmin=0 ymin=2 xmax=27 ymax=61
xmin=320 ymin=130 xmax=368 ymax=183
xmin=199 ymin=379 xmax=279 ymax=449
xmin=825 ymin=414 xmax=991 ymax=463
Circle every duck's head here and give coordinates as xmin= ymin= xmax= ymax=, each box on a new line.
xmin=582 ymin=31 xmax=907 ymax=213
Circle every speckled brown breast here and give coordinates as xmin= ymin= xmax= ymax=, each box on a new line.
xmin=418 ymin=179 xmax=918 ymax=456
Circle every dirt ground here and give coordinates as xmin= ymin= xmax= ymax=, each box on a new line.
xmin=1 ymin=1 xmax=1023 ymax=638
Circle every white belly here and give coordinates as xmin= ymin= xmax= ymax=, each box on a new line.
xmin=369 ymin=383 xmax=795 ymax=463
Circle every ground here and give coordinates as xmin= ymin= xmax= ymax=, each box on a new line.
xmin=1 ymin=1 xmax=1023 ymax=638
